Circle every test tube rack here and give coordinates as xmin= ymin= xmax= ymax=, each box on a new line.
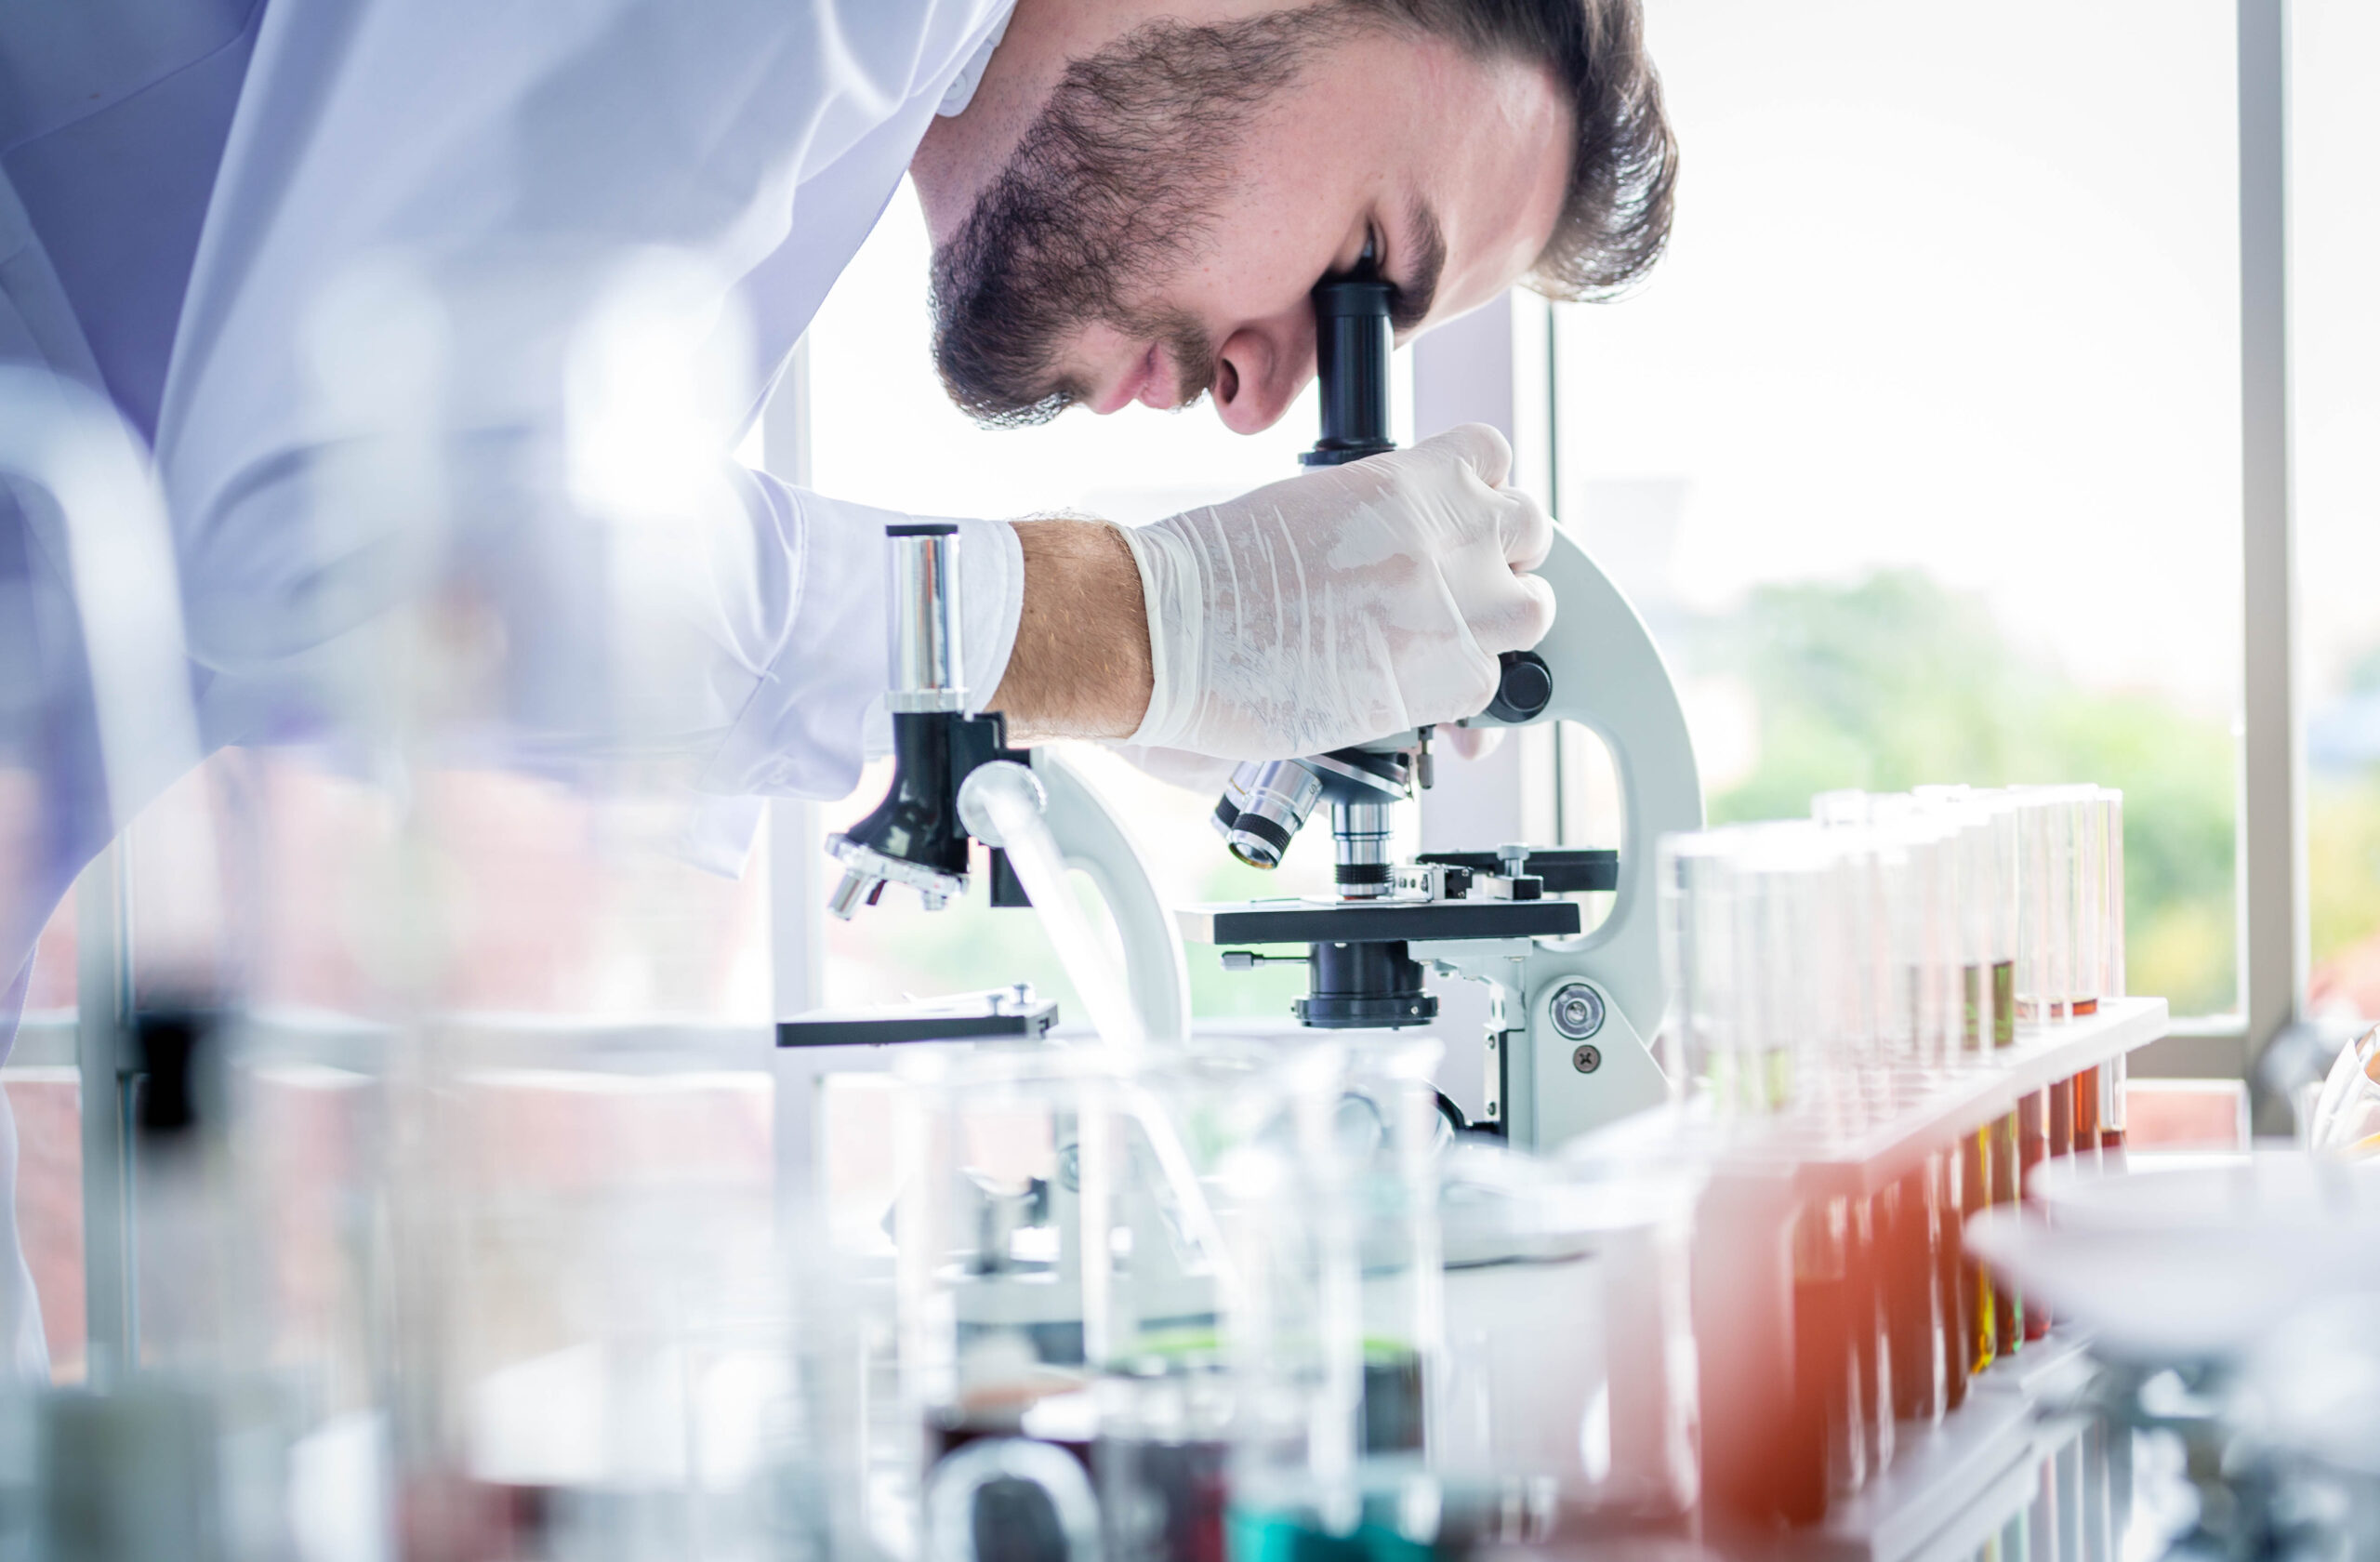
xmin=1578 ymin=995 xmax=2167 ymax=1562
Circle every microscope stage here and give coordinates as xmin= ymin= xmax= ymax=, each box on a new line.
xmin=1177 ymin=897 xmax=1580 ymax=946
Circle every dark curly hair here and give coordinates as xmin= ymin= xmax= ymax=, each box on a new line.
xmin=1353 ymin=0 xmax=1678 ymax=299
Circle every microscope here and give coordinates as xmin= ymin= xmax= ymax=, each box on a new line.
xmin=1182 ymin=261 xmax=1707 ymax=1153
xmin=785 ymin=523 xmax=1192 ymax=1049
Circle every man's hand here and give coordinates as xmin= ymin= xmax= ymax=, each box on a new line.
xmin=985 ymin=424 xmax=1554 ymax=759
xmin=1126 ymin=423 xmax=1553 ymax=760
xmin=988 ymin=518 xmax=1154 ymax=743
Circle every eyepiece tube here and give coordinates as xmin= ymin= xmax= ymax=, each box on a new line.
xmin=1302 ymin=276 xmax=1395 ymax=468
xmin=887 ymin=523 xmax=963 ymax=712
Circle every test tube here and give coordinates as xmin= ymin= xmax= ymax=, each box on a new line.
xmin=1821 ymin=828 xmax=1893 ymax=1119
xmin=1961 ymin=1126 xmax=1995 ymax=1376
xmin=1788 ymin=1197 xmax=1864 ymax=1515
xmin=1990 ymin=1109 xmax=2024 ymax=1359
xmin=1852 ymin=1193 xmax=1894 ymax=1480
xmin=2100 ymin=1053 xmax=2129 ymax=1169
xmin=1871 ymin=801 xmax=1957 ymax=1075
xmin=1732 ymin=828 xmax=1814 ymax=1119
xmin=1978 ymin=796 xmax=2020 ymax=1053
xmin=2071 ymin=789 xmax=2107 ymax=1017
xmin=2097 ymin=788 xmax=2127 ymax=1009
xmin=1884 ymin=1166 xmax=1943 ymax=1426
xmin=1660 ymin=833 xmax=1737 ymax=1112
xmin=2013 ymin=790 xmax=2070 ymax=1026
xmin=2018 ymin=1090 xmax=2050 ymax=1342
xmin=1933 ymin=1147 xmax=1971 ymax=1411
xmin=2071 ymin=1064 xmax=2103 ymax=1176
xmin=1914 ymin=787 xmax=2012 ymax=1064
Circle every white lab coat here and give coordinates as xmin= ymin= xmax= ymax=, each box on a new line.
xmin=0 ymin=0 xmax=1030 ymax=1375
xmin=3 ymin=0 xmax=1028 ymax=977
xmin=168 ymin=0 xmax=1027 ymax=802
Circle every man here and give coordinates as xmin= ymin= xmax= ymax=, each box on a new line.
xmin=0 ymin=0 xmax=1672 ymax=1377
xmin=2 ymin=0 xmax=1673 ymax=1002
xmin=3 ymin=0 xmax=1686 ymax=1064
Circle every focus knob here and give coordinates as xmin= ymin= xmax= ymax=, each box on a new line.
xmin=1485 ymin=651 xmax=1553 ymax=723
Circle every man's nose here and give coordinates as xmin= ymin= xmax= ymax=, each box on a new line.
xmin=1213 ymin=321 xmax=1313 ymax=435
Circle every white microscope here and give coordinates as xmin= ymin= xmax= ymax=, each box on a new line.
xmin=1180 ymin=264 xmax=1706 ymax=1152
xmin=795 ymin=268 xmax=1703 ymax=1155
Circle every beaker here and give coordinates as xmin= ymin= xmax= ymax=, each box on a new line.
xmin=1438 ymin=1142 xmax=1704 ymax=1531
xmin=894 ymin=1041 xmax=1250 ymax=1562
xmin=1215 ymin=1035 xmax=1449 ymax=1555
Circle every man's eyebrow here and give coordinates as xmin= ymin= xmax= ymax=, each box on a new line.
xmin=1389 ymin=202 xmax=1448 ymax=336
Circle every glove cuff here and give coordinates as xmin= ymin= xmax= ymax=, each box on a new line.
xmin=1118 ymin=520 xmax=1201 ymax=751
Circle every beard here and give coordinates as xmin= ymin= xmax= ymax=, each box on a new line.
xmin=928 ymin=11 xmax=1343 ymax=428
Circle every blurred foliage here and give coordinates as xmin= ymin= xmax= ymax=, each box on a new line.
xmin=1695 ymin=570 xmax=2240 ymax=1017
xmin=2313 ymin=773 xmax=2380 ymax=970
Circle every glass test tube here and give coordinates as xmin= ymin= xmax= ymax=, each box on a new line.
xmin=1990 ymin=1111 xmax=2023 ymax=1359
xmin=2100 ymin=788 xmax=2127 ymax=1003
xmin=2018 ymin=1091 xmax=2050 ymax=1342
xmin=2100 ymin=1053 xmax=2128 ymax=1168
xmin=1933 ymin=1148 xmax=1970 ymax=1411
xmin=1962 ymin=1127 xmax=1995 ymax=1376
xmin=2012 ymin=790 xmax=2069 ymax=1026
xmin=1884 ymin=1166 xmax=1942 ymax=1426
xmin=1659 ymin=835 xmax=1729 ymax=1110
xmin=1789 ymin=1197 xmax=1863 ymax=1515
xmin=2071 ymin=1065 xmax=2103 ymax=1176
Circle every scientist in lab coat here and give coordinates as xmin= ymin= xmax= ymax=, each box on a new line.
xmin=0 ymin=0 xmax=1673 ymax=1367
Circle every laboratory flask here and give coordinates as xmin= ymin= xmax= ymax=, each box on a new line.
xmin=1438 ymin=1141 xmax=1704 ymax=1531
xmin=1215 ymin=1034 xmax=1476 ymax=1557
xmin=893 ymin=1040 xmax=1249 ymax=1562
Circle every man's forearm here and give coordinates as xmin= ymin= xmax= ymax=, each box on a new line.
xmin=988 ymin=519 xmax=1153 ymax=742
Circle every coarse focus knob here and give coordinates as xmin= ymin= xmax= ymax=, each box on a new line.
xmin=1485 ymin=651 xmax=1553 ymax=723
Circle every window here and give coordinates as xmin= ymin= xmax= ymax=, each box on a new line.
xmin=1551 ymin=0 xmax=2245 ymax=1019
xmin=2294 ymin=0 xmax=2380 ymax=1024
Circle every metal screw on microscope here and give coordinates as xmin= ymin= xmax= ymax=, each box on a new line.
xmin=1549 ymin=981 xmax=1606 ymax=1041
xmin=1572 ymin=1045 xmax=1602 ymax=1075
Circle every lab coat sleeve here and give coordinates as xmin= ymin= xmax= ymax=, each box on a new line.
xmin=701 ymin=463 xmax=1023 ymax=802
xmin=172 ymin=434 xmax=1023 ymax=812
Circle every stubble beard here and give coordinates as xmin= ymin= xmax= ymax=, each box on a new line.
xmin=928 ymin=14 xmax=1339 ymax=428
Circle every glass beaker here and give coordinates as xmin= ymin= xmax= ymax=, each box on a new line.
xmin=894 ymin=1041 xmax=1250 ymax=1562
xmin=1437 ymin=1142 xmax=1703 ymax=1531
xmin=1215 ymin=1035 xmax=1449 ymax=1555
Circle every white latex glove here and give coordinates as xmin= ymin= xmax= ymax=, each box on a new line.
xmin=1120 ymin=424 xmax=1554 ymax=761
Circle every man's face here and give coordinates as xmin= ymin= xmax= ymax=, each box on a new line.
xmin=929 ymin=13 xmax=1572 ymax=433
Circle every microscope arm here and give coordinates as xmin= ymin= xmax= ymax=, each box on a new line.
xmin=1031 ymin=748 xmax=1193 ymax=1047
xmin=1522 ymin=523 xmax=1705 ymax=1032
xmin=1438 ymin=523 xmax=1705 ymax=1147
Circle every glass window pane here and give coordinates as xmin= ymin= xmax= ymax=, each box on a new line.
xmin=2294 ymin=0 xmax=2380 ymax=1024
xmin=1553 ymin=0 xmax=2243 ymax=1017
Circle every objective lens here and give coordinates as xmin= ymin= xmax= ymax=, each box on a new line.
xmin=1214 ymin=760 xmax=1326 ymax=869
